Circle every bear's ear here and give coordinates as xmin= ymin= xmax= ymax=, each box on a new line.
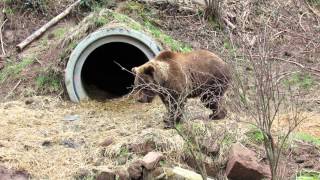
xmin=131 ymin=67 xmax=137 ymax=74
xmin=143 ymin=65 xmax=155 ymax=77
xmin=157 ymin=50 xmax=175 ymax=60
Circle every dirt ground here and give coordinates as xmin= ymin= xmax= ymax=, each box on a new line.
xmin=0 ymin=96 xmax=319 ymax=179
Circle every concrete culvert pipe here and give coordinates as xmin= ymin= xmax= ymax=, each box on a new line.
xmin=65 ymin=27 xmax=162 ymax=102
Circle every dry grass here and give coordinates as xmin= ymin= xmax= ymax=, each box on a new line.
xmin=0 ymin=96 xmax=318 ymax=179
xmin=0 ymin=96 xmax=168 ymax=179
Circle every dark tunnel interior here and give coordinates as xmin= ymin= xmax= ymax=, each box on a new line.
xmin=81 ymin=42 xmax=149 ymax=100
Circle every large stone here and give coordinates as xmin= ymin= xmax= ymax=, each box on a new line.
xmin=127 ymin=160 xmax=143 ymax=180
xmin=143 ymin=167 xmax=164 ymax=180
xmin=128 ymin=140 xmax=156 ymax=155
xmin=115 ymin=169 xmax=130 ymax=180
xmin=100 ymin=137 xmax=113 ymax=147
xmin=166 ymin=167 xmax=214 ymax=180
xmin=200 ymin=138 xmax=220 ymax=156
xmin=142 ymin=152 xmax=164 ymax=170
xmin=226 ymin=143 xmax=271 ymax=180
xmin=184 ymin=153 xmax=218 ymax=177
xmin=0 ymin=166 xmax=29 ymax=180
xmin=92 ymin=166 xmax=115 ymax=180
xmin=96 ymin=169 xmax=116 ymax=180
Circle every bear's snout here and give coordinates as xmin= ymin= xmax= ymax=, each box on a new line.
xmin=137 ymin=94 xmax=153 ymax=103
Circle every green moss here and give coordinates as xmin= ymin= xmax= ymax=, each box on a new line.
xmin=296 ymin=170 xmax=320 ymax=180
xmin=111 ymin=5 xmax=192 ymax=52
xmin=293 ymin=132 xmax=320 ymax=147
xmin=52 ymin=27 xmax=67 ymax=38
xmin=94 ymin=16 xmax=111 ymax=27
xmin=0 ymin=56 xmax=34 ymax=83
xmin=284 ymin=72 xmax=315 ymax=90
xmin=222 ymin=132 xmax=237 ymax=145
xmin=35 ymin=69 xmax=62 ymax=93
xmin=307 ymin=0 xmax=320 ymax=6
xmin=245 ymin=127 xmax=264 ymax=144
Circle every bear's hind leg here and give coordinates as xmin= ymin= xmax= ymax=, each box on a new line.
xmin=200 ymin=94 xmax=226 ymax=120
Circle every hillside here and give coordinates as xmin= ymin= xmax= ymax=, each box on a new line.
xmin=0 ymin=0 xmax=319 ymax=179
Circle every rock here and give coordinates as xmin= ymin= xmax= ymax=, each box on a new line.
xmin=63 ymin=114 xmax=80 ymax=121
xmin=142 ymin=152 xmax=164 ymax=170
xmin=127 ymin=160 xmax=143 ymax=180
xmin=115 ymin=169 xmax=130 ymax=180
xmin=200 ymin=138 xmax=220 ymax=156
xmin=184 ymin=153 xmax=218 ymax=177
xmin=128 ymin=140 xmax=156 ymax=155
xmin=41 ymin=140 xmax=51 ymax=147
xmin=116 ymin=155 xmax=128 ymax=165
xmin=295 ymin=155 xmax=307 ymax=164
xmin=61 ymin=139 xmax=79 ymax=148
xmin=100 ymin=138 xmax=113 ymax=147
xmin=96 ymin=169 xmax=116 ymax=180
xmin=74 ymin=168 xmax=91 ymax=179
xmin=226 ymin=143 xmax=271 ymax=180
xmin=166 ymin=167 xmax=214 ymax=180
xmin=143 ymin=167 xmax=164 ymax=180
xmin=0 ymin=166 xmax=29 ymax=180
xmin=92 ymin=166 xmax=115 ymax=180
xmin=302 ymin=162 xmax=314 ymax=169
xmin=24 ymin=98 xmax=34 ymax=105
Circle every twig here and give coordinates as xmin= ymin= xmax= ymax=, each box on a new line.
xmin=16 ymin=0 xmax=81 ymax=51
xmin=271 ymin=57 xmax=320 ymax=74
xmin=222 ymin=16 xmax=236 ymax=30
xmin=4 ymin=79 xmax=22 ymax=100
xmin=299 ymin=12 xmax=307 ymax=32
xmin=0 ymin=19 xmax=8 ymax=56
xmin=34 ymin=57 xmax=43 ymax=66
xmin=252 ymin=55 xmax=320 ymax=75
xmin=305 ymin=0 xmax=320 ymax=18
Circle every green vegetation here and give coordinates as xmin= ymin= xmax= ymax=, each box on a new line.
xmin=5 ymin=0 xmax=49 ymax=14
xmin=222 ymin=131 xmax=237 ymax=145
xmin=86 ymin=1 xmax=192 ymax=52
xmin=0 ymin=57 xmax=34 ymax=83
xmin=80 ymin=0 xmax=116 ymax=11
xmin=35 ymin=69 xmax=61 ymax=93
xmin=223 ymin=39 xmax=236 ymax=54
xmin=94 ymin=16 xmax=110 ymax=27
xmin=307 ymin=0 xmax=320 ymax=6
xmin=52 ymin=27 xmax=67 ymax=39
xmin=296 ymin=170 xmax=320 ymax=180
xmin=293 ymin=132 xmax=320 ymax=147
xmin=119 ymin=146 xmax=129 ymax=157
xmin=284 ymin=72 xmax=315 ymax=90
xmin=245 ymin=127 xmax=264 ymax=144
xmin=112 ymin=7 xmax=192 ymax=52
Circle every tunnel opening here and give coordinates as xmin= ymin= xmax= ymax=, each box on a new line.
xmin=81 ymin=42 xmax=148 ymax=100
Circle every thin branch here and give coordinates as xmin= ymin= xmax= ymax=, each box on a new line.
xmin=0 ymin=19 xmax=8 ymax=56
xmin=4 ymin=79 xmax=22 ymax=100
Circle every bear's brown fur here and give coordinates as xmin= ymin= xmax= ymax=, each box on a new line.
xmin=132 ymin=50 xmax=231 ymax=128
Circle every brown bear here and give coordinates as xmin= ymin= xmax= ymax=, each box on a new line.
xmin=131 ymin=50 xmax=231 ymax=128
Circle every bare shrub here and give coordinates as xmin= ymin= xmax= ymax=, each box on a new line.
xmin=229 ymin=25 xmax=309 ymax=179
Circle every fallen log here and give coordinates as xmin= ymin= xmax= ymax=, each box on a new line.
xmin=16 ymin=0 xmax=81 ymax=51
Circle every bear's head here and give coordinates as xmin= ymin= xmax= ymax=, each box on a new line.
xmin=131 ymin=63 xmax=158 ymax=103
xmin=131 ymin=51 xmax=172 ymax=103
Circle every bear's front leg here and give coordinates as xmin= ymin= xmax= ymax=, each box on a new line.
xmin=159 ymin=94 xmax=184 ymax=129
